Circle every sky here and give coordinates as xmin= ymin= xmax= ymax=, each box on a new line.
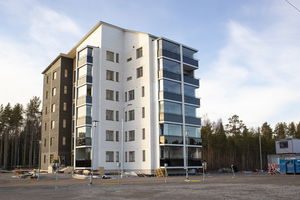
xmin=0 ymin=0 xmax=299 ymax=129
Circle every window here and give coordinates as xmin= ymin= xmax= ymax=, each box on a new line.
xmin=52 ymin=104 xmax=55 ymax=112
xmin=73 ymin=87 xmax=75 ymax=99
xmin=280 ymin=141 xmax=288 ymax=148
xmin=63 ymin=102 xmax=67 ymax=111
xmin=44 ymin=139 xmax=46 ymax=147
xmin=129 ymin=110 xmax=135 ymax=121
xmin=116 ymin=91 xmax=119 ymax=101
xmin=106 ymin=110 xmax=114 ymax=120
xmin=125 ymin=151 xmax=128 ymax=162
xmin=116 ymin=72 xmax=119 ymax=82
xmin=64 ymin=69 xmax=68 ymax=78
xmin=125 ymin=131 xmax=127 ymax=142
xmin=116 ymin=151 xmax=119 ymax=162
xmin=63 ymin=119 xmax=66 ymax=128
xmin=127 ymin=57 xmax=132 ymax=62
xmin=129 ymin=151 xmax=135 ymax=162
xmin=106 ymin=70 xmax=114 ymax=81
xmin=50 ymin=137 xmax=54 ymax=146
xmin=136 ymin=47 xmax=143 ymax=58
xmin=106 ymin=130 xmax=114 ymax=141
xmin=45 ymin=107 xmax=47 ymax=115
xmin=51 ymin=121 xmax=55 ymax=129
xmin=116 ymin=53 xmax=119 ymax=63
xmin=72 ymin=120 xmax=74 ymax=133
xmin=64 ymin=86 xmax=67 ymax=94
xmin=44 ymin=123 xmax=47 ymax=131
xmin=137 ymin=67 xmax=143 ymax=78
xmin=125 ymin=92 xmax=127 ymax=102
xmin=142 ymin=128 xmax=145 ymax=140
xmin=44 ymin=155 xmax=46 ymax=163
xmin=46 ymin=91 xmax=48 ymax=99
xmin=107 ymin=51 xmax=114 ymax=62
xmin=116 ymin=131 xmax=119 ymax=142
xmin=72 ymin=104 xmax=75 ymax=116
xmin=53 ymin=72 xmax=57 ymax=80
xmin=125 ymin=111 xmax=127 ymax=122
xmin=106 ymin=90 xmax=114 ymax=100
xmin=73 ymin=70 xmax=76 ymax=83
xmin=46 ymin=76 xmax=49 ymax=84
xmin=116 ymin=111 xmax=119 ymax=121
xmin=62 ymin=136 xmax=66 ymax=145
xmin=106 ymin=151 xmax=114 ymax=162
xmin=142 ymin=107 xmax=145 ymax=118
xmin=52 ymin=87 xmax=56 ymax=96
xmin=127 ymin=76 xmax=132 ymax=81
xmin=143 ymin=150 xmax=145 ymax=161
xmin=129 ymin=130 xmax=135 ymax=141
xmin=142 ymin=86 xmax=145 ymax=97
xmin=129 ymin=90 xmax=134 ymax=101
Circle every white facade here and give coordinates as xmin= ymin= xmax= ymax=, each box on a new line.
xmin=73 ymin=22 xmax=201 ymax=174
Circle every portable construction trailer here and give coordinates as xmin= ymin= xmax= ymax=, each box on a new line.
xmin=275 ymin=139 xmax=300 ymax=154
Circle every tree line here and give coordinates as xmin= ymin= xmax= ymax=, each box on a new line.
xmin=0 ymin=97 xmax=41 ymax=170
xmin=201 ymin=114 xmax=300 ymax=171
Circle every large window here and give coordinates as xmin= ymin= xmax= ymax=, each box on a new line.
xmin=106 ymin=51 xmax=114 ymax=62
xmin=129 ymin=90 xmax=134 ymax=101
xmin=106 ymin=151 xmax=114 ymax=162
xmin=160 ymin=123 xmax=182 ymax=136
xmin=159 ymin=79 xmax=181 ymax=94
xmin=161 ymin=40 xmax=179 ymax=54
xmin=160 ymin=101 xmax=181 ymax=115
xmin=137 ymin=67 xmax=143 ymax=78
xmin=129 ymin=151 xmax=135 ymax=162
xmin=106 ymin=130 xmax=114 ymax=141
xmin=77 ymin=126 xmax=91 ymax=138
xmin=136 ymin=47 xmax=143 ymax=58
xmin=129 ymin=130 xmax=135 ymax=141
xmin=77 ymin=105 xmax=92 ymax=118
xmin=76 ymin=148 xmax=91 ymax=160
xmin=77 ymin=85 xmax=92 ymax=98
xmin=106 ymin=110 xmax=114 ymax=120
xmin=106 ymin=90 xmax=114 ymax=100
xmin=78 ymin=65 xmax=92 ymax=78
xmin=159 ymin=58 xmax=180 ymax=74
xmin=185 ymin=105 xmax=197 ymax=117
xmin=184 ymin=84 xmax=197 ymax=97
xmin=185 ymin=126 xmax=201 ymax=138
xmin=106 ymin=70 xmax=114 ymax=81
xmin=129 ymin=110 xmax=135 ymax=121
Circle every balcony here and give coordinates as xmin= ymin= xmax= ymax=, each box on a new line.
xmin=78 ymin=56 xmax=93 ymax=67
xmin=158 ymin=70 xmax=181 ymax=81
xmin=184 ymin=76 xmax=199 ymax=86
xmin=188 ymin=137 xmax=202 ymax=145
xmin=185 ymin=116 xmax=201 ymax=125
xmin=77 ymin=116 xmax=92 ymax=126
xmin=188 ymin=158 xmax=202 ymax=166
xmin=159 ymin=91 xmax=182 ymax=102
xmin=184 ymin=95 xmax=200 ymax=106
xmin=76 ymin=159 xmax=91 ymax=168
xmin=183 ymin=55 xmax=198 ymax=67
xmin=77 ymin=75 xmax=92 ymax=86
xmin=160 ymin=113 xmax=182 ymax=123
xmin=160 ymin=158 xmax=202 ymax=167
xmin=76 ymin=137 xmax=91 ymax=146
xmin=158 ymin=49 xmax=180 ymax=61
xmin=77 ymin=96 xmax=92 ymax=106
xmin=160 ymin=136 xmax=183 ymax=145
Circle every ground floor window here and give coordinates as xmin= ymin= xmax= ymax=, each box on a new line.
xmin=106 ymin=151 xmax=114 ymax=162
xmin=129 ymin=151 xmax=135 ymax=162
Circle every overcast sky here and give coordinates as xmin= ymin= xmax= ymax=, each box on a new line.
xmin=0 ymin=0 xmax=299 ymax=129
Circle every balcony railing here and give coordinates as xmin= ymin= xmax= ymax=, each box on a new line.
xmin=183 ymin=55 xmax=198 ymax=67
xmin=78 ymin=56 xmax=93 ymax=67
xmin=158 ymin=49 xmax=180 ymax=61
xmin=184 ymin=76 xmax=199 ymax=86
xmin=76 ymin=137 xmax=91 ymax=146
xmin=185 ymin=116 xmax=201 ymax=125
xmin=77 ymin=96 xmax=92 ymax=106
xmin=158 ymin=70 xmax=181 ymax=81
xmin=184 ymin=95 xmax=200 ymax=106
xmin=77 ymin=75 xmax=92 ymax=86
xmin=188 ymin=137 xmax=202 ymax=145
xmin=76 ymin=159 xmax=91 ymax=167
xmin=159 ymin=91 xmax=182 ymax=102
xmin=160 ymin=113 xmax=183 ymax=123
xmin=160 ymin=135 xmax=183 ymax=145
xmin=77 ymin=116 xmax=92 ymax=126
xmin=160 ymin=158 xmax=202 ymax=167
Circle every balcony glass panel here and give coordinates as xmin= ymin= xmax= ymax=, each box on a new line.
xmin=184 ymin=85 xmax=196 ymax=97
xmin=158 ymin=70 xmax=181 ymax=81
xmin=160 ymin=113 xmax=183 ymax=123
xmin=159 ymin=58 xmax=180 ymax=74
xmin=161 ymin=40 xmax=179 ymax=54
xmin=184 ymin=96 xmax=200 ymax=106
xmin=184 ymin=76 xmax=199 ymax=86
xmin=160 ymin=136 xmax=183 ymax=144
xmin=77 ymin=126 xmax=91 ymax=138
xmin=188 ymin=138 xmax=202 ymax=145
xmin=160 ymin=158 xmax=184 ymax=167
xmin=77 ymin=105 xmax=92 ymax=118
xmin=78 ymin=64 xmax=93 ymax=79
xmin=161 ymin=146 xmax=183 ymax=159
xmin=185 ymin=116 xmax=201 ymax=125
xmin=182 ymin=47 xmax=197 ymax=59
xmin=185 ymin=126 xmax=201 ymax=138
xmin=160 ymin=101 xmax=182 ymax=115
xmin=185 ymin=105 xmax=197 ymax=117
xmin=76 ymin=147 xmax=91 ymax=160
xmin=160 ymin=123 xmax=182 ymax=136
xmin=77 ymin=85 xmax=92 ymax=99
xmin=78 ymin=56 xmax=93 ymax=66
xmin=77 ymin=96 xmax=92 ymax=105
xmin=76 ymin=137 xmax=91 ymax=146
xmin=159 ymin=80 xmax=181 ymax=95
xmin=76 ymin=159 xmax=91 ymax=167
xmin=159 ymin=91 xmax=182 ymax=102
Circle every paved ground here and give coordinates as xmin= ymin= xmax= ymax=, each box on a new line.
xmin=0 ymin=172 xmax=299 ymax=199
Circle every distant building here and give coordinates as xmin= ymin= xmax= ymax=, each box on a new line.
xmin=41 ymin=21 xmax=202 ymax=174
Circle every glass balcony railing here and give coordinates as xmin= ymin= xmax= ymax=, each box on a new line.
xmin=77 ymin=75 xmax=92 ymax=86
xmin=77 ymin=116 xmax=92 ymax=126
xmin=158 ymin=49 xmax=180 ymax=61
xmin=184 ymin=95 xmax=200 ymax=106
xmin=183 ymin=55 xmax=198 ymax=67
xmin=76 ymin=137 xmax=91 ymax=146
xmin=184 ymin=76 xmax=199 ymax=86
xmin=185 ymin=116 xmax=201 ymax=125
xmin=76 ymin=159 xmax=91 ymax=167
xmin=77 ymin=96 xmax=92 ymax=106
xmin=160 ymin=135 xmax=183 ymax=145
xmin=160 ymin=113 xmax=183 ymax=123
xmin=160 ymin=158 xmax=202 ymax=167
xmin=159 ymin=91 xmax=182 ymax=102
xmin=188 ymin=137 xmax=202 ymax=145
xmin=158 ymin=69 xmax=181 ymax=81
xmin=78 ymin=56 xmax=93 ymax=67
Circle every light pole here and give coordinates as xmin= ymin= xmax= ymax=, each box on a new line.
xmin=258 ymin=127 xmax=262 ymax=172
xmin=90 ymin=120 xmax=99 ymax=185
xmin=121 ymin=104 xmax=132 ymax=179
xmin=185 ymin=130 xmax=189 ymax=181
xmin=38 ymin=140 xmax=42 ymax=180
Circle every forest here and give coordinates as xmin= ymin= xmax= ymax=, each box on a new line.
xmin=201 ymin=114 xmax=300 ymax=171
xmin=0 ymin=97 xmax=41 ymax=170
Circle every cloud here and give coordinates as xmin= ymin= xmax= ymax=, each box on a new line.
xmin=200 ymin=1 xmax=300 ymax=128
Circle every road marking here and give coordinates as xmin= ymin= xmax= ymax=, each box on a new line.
xmin=103 ymin=183 xmax=119 ymax=185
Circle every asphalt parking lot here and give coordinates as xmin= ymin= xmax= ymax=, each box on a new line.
xmin=0 ymin=172 xmax=299 ymax=199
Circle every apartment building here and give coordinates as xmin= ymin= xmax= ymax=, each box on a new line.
xmin=41 ymin=21 xmax=202 ymax=174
